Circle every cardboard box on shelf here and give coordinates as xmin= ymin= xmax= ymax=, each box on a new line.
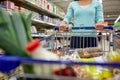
xmin=41 ymin=0 xmax=45 ymax=8
xmin=52 ymin=5 xmax=56 ymax=13
xmin=14 ymin=5 xmax=19 ymax=11
xmin=46 ymin=2 xmax=52 ymax=11
xmin=0 ymin=1 xmax=7 ymax=8
xmin=31 ymin=26 xmax=37 ymax=33
xmin=18 ymin=7 xmax=25 ymax=12
xmin=6 ymin=1 xmax=15 ymax=10
xmin=32 ymin=12 xmax=39 ymax=20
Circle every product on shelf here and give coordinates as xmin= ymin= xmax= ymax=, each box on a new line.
xmin=31 ymin=26 xmax=37 ymax=33
xmin=0 ymin=0 xmax=63 ymax=27
xmin=45 ymin=29 xmax=54 ymax=34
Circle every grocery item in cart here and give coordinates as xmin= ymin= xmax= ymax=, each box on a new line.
xmin=106 ymin=51 xmax=120 ymax=62
xmin=53 ymin=66 xmax=77 ymax=77
xmin=26 ymin=39 xmax=60 ymax=76
xmin=106 ymin=51 xmax=120 ymax=77
xmin=116 ymin=39 xmax=120 ymax=46
xmin=77 ymin=48 xmax=103 ymax=58
xmin=75 ymin=57 xmax=114 ymax=79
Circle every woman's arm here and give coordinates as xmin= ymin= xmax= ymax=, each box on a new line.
xmin=59 ymin=2 xmax=74 ymax=30
xmin=63 ymin=2 xmax=74 ymax=24
xmin=95 ymin=2 xmax=104 ymax=30
xmin=95 ymin=1 xmax=104 ymax=23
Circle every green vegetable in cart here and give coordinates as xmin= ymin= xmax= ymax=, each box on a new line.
xmin=20 ymin=12 xmax=33 ymax=42
xmin=0 ymin=8 xmax=33 ymax=57
xmin=10 ymin=11 xmax=28 ymax=48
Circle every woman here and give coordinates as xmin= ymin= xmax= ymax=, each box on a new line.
xmin=59 ymin=0 xmax=104 ymax=48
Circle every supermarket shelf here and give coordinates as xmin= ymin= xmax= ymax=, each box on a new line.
xmin=31 ymin=33 xmax=41 ymax=37
xmin=31 ymin=33 xmax=50 ymax=37
xmin=32 ymin=19 xmax=56 ymax=27
xmin=9 ymin=0 xmax=64 ymax=19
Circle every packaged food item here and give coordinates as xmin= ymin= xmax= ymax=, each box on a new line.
xmin=85 ymin=47 xmax=103 ymax=53
xmin=114 ymin=74 xmax=120 ymax=80
xmin=75 ymin=58 xmax=97 ymax=78
xmin=31 ymin=26 xmax=37 ymax=33
xmin=53 ymin=50 xmax=62 ymax=57
xmin=26 ymin=39 xmax=60 ymax=76
xmin=0 ymin=72 xmax=7 ymax=80
xmin=106 ymin=51 xmax=120 ymax=75
xmin=53 ymin=66 xmax=77 ymax=77
xmin=101 ymin=70 xmax=113 ymax=79
xmin=77 ymin=48 xmax=103 ymax=58
xmin=52 ymin=4 xmax=56 ymax=13
xmin=106 ymin=51 xmax=120 ymax=62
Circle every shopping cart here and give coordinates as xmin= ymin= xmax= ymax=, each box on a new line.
xmin=113 ymin=33 xmax=120 ymax=50
xmin=54 ymin=26 xmax=114 ymax=56
xmin=0 ymin=26 xmax=120 ymax=80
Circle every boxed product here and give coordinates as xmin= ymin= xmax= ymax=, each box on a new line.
xmin=34 ymin=0 xmax=39 ymax=6
xmin=32 ymin=12 xmax=39 ymax=20
xmin=40 ymin=0 xmax=46 ymax=8
xmin=39 ymin=14 xmax=45 ymax=21
xmin=14 ymin=5 xmax=19 ymax=11
xmin=6 ymin=1 xmax=15 ymax=10
xmin=0 ymin=1 xmax=15 ymax=10
xmin=0 ymin=1 xmax=7 ymax=8
xmin=31 ymin=26 xmax=37 ymax=33
xmin=47 ymin=2 xmax=52 ymax=11
xmin=52 ymin=4 xmax=56 ymax=13
xmin=18 ymin=7 xmax=25 ymax=12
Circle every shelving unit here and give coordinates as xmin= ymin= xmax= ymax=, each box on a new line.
xmin=32 ymin=19 xmax=56 ymax=28
xmin=0 ymin=0 xmax=64 ymax=28
xmin=9 ymin=0 xmax=64 ymax=19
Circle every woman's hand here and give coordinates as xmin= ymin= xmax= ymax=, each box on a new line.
xmin=95 ymin=21 xmax=104 ymax=30
xmin=59 ymin=21 xmax=68 ymax=31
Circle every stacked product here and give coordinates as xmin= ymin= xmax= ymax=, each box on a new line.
xmin=0 ymin=1 xmax=63 ymax=26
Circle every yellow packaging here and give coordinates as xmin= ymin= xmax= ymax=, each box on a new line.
xmin=101 ymin=70 xmax=113 ymax=78
xmin=75 ymin=57 xmax=113 ymax=79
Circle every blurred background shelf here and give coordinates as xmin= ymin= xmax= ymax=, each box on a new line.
xmin=32 ymin=19 xmax=56 ymax=28
xmin=9 ymin=0 xmax=64 ymax=19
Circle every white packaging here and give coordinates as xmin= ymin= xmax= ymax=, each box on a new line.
xmin=31 ymin=26 xmax=37 ymax=33
xmin=31 ymin=46 xmax=60 ymax=76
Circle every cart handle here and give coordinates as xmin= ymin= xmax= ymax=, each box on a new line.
xmin=54 ymin=26 xmax=113 ymax=30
